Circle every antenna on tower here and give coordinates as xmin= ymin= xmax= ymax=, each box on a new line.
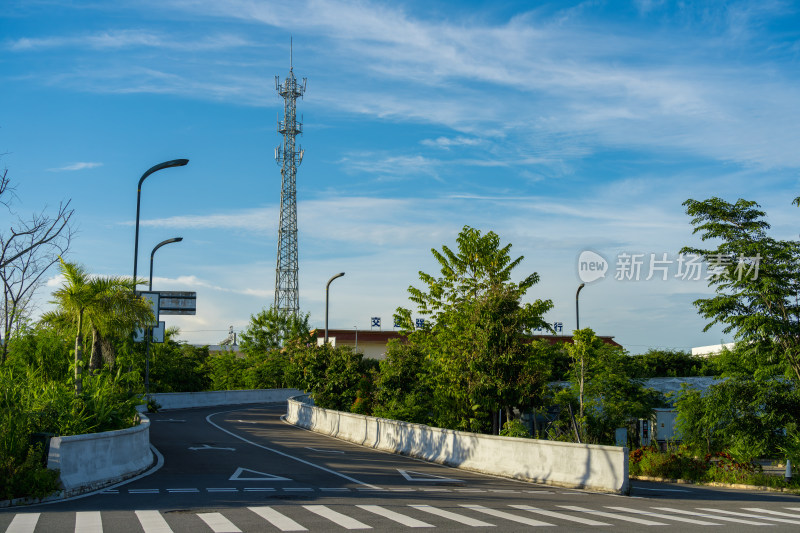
xmin=273 ymin=41 xmax=306 ymax=317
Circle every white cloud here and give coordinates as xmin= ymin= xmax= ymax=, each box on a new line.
xmin=47 ymin=162 xmax=103 ymax=172
xmin=421 ymin=136 xmax=483 ymax=149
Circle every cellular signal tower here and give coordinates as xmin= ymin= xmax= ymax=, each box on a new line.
xmin=274 ymin=42 xmax=306 ymax=316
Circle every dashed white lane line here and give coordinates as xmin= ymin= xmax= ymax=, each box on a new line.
xmin=357 ymin=505 xmax=435 ymax=528
xmin=409 ymin=505 xmax=495 ymax=528
xmin=303 ymin=505 xmax=372 ymax=530
xmin=248 ymin=507 xmax=307 ymax=532
xmin=197 ymin=512 xmax=242 ymax=533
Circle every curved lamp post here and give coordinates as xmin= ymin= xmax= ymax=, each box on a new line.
xmin=133 ymin=159 xmax=189 ymax=286
xmin=576 ymin=282 xmax=586 ymax=331
xmin=324 ymin=272 xmax=345 ymax=345
xmin=149 ymin=237 xmax=183 ymax=291
xmin=145 ymin=236 xmax=183 ymax=396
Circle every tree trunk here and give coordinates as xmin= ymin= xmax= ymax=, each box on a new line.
xmin=74 ymin=309 xmax=83 ymax=395
xmin=89 ymin=325 xmax=102 ymax=373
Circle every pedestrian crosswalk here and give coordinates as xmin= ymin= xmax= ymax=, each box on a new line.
xmin=4 ymin=504 xmax=800 ymax=531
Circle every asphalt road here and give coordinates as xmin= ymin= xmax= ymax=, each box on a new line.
xmin=3 ymin=403 xmax=800 ymax=532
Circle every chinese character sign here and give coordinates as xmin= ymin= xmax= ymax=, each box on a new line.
xmin=371 ymin=317 xmax=381 ymax=328
xmin=415 ymin=318 xmax=425 ymax=329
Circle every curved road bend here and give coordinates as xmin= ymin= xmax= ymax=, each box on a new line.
xmin=2 ymin=403 xmax=800 ymax=532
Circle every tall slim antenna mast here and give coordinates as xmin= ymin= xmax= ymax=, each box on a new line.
xmin=274 ymin=41 xmax=306 ymax=316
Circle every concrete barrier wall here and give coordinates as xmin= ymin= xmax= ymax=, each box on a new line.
xmin=47 ymin=413 xmax=151 ymax=494
xmin=287 ymin=397 xmax=629 ymax=494
xmin=141 ymin=388 xmax=304 ymax=411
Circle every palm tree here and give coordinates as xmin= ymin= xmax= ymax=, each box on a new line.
xmin=45 ymin=259 xmax=153 ymax=393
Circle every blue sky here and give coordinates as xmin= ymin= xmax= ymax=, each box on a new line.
xmin=3 ymin=0 xmax=800 ymax=352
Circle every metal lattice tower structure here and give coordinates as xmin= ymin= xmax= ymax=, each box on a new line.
xmin=273 ymin=43 xmax=306 ymax=316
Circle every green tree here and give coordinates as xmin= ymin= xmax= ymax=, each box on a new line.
xmin=565 ymin=329 xmax=660 ymax=444
xmin=288 ymin=344 xmax=370 ymax=411
xmin=395 ymin=226 xmax=553 ymax=433
xmin=674 ymin=378 xmax=800 ymax=457
xmin=239 ymin=306 xmax=314 ymax=355
xmin=44 ymin=259 xmax=152 ymax=393
xmin=682 ymin=197 xmax=800 ymax=381
xmin=372 ymin=340 xmax=434 ymax=424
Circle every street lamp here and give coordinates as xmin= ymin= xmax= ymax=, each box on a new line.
xmin=149 ymin=237 xmax=183 ymax=291
xmin=133 ymin=159 xmax=189 ymax=286
xmin=145 ymin=236 xmax=183 ymax=397
xmin=324 ymin=272 xmax=345 ymax=344
xmin=576 ymin=282 xmax=586 ymax=331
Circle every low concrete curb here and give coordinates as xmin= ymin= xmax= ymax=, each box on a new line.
xmin=46 ymin=413 xmax=152 ymax=495
xmin=286 ymin=396 xmax=629 ymax=494
xmin=631 ymin=475 xmax=800 ymax=494
xmin=137 ymin=388 xmax=303 ymax=411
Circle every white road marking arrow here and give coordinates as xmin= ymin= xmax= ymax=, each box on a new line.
xmin=229 ymin=467 xmax=292 ymax=482
xmin=188 ymin=444 xmax=236 ymax=451
xmin=397 ymin=469 xmax=463 ymax=483
xmin=305 ymin=447 xmax=345 ymax=454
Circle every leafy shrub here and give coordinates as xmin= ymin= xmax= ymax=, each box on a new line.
xmin=500 ymin=419 xmax=531 ymax=438
xmin=629 ymin=445 xmax=706 ymax=480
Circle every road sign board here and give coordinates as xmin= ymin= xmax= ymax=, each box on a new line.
xmin=137 ymin=291 xmax=160 ymax=325
xmin=158 ymin=291 xmax=196 ymax=315
xmin=134 ymin=321 xmax=165 ymax=343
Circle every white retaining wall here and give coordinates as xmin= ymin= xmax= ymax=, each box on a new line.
xmin=139 ymin=388 xmax=304 ymax=411
xmin=47 ymin=413 xmax=152 ymax=493
xmin=286 ymin=397 xmax=629 ymax=494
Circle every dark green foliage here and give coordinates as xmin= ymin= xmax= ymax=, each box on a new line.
xmin=239 ymin=306 xmax=314 ymax=355
xmin=674 ymin=378 xmax=800 ymax=457
xmin=627 ymin=349 xmax=718 ymax=378
xmin=206 ymin=351 xmax=249 ymax=391
xmin=395 ymin=226 xmax=553 ymax=433
xmin=148 ymin=340 xmax=211 ymax=393
xmin=564 ymin=329 xmax=661 ymax=445
xmin=244 ymin=350 xmax=292 ymax=389
xmin=682 ymin=197 xmax=800 ymax=382
xmin=372 ymin=341 xmax=434 ymax=424
xmin=289 ymin=344 xmax=373 ymax=412
xmin=0 ymin=363 xmax=141 ymax=501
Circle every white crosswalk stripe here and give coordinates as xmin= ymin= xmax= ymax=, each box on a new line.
xmin=5 ymin=514 xmax=39 ymax=533
xmin=409 ymin=504 xmax=495 ymax=527
xmin=198 ymin=512 xmax=242 ymax=533
xmin=557 ymin=505 xmax=668 ymax=525
xmin=248 ymin=507 xmax=307 ymax=532
xmin=510 ymin=504 xmax=612 ymax=526
xmin=460 ymin=504 xmax=554 ymax=526
xmin=75 ymin=511 xmax=103 ymax=533
xmin=135 ymin=510 xmax=174 ymax=533
xmin=356 ymin=505 xmax=435 ymax=528
xmin=743 ymin=508 xmax=800 ymax=518
xmin=651 ymin=507 xmax=774 ymax=526
xmin=696 ymin=508 xmax=800 ymax=525
xmin=7 ymin=503 xmax=800 ymax=531
xmin=605 ymin=506 xmax=722 ymax=525
xmin=303 ymin=505 xmax=372 ymax=530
